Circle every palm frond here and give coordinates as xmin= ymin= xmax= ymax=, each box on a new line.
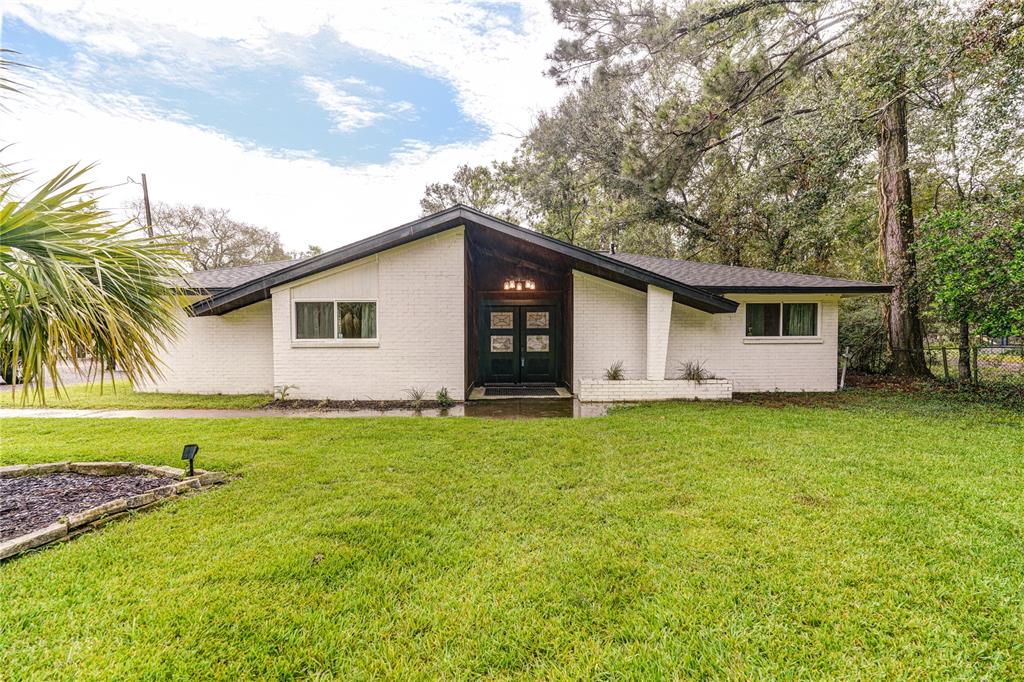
xmin=0 ymin=162 xmax=188 ymax=403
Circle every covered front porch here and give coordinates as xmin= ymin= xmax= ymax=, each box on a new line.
xmin=462 ymin=222 xmax=734 ymax=402
xmin=464 ymin=222 xmax=574 ymax=397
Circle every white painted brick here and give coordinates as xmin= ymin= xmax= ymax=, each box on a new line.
xmin=573 ymin=270 xmax=840 ymax=393
xmin=666 ymin=295 xmax=839 ymax=392
xmin=146 ymin=239 xmax=837 ymax=400
xmin=572 ymin=272 xmax=647 ymax=388
xmin=271 ymin=228 xmax=465 ymax=401
xmin=646 ymin=285 xmax=673 ymax=380
xmin=578 ymin=379 xmax=733 ymax=402
xmin=139 ymin=300 xmax=274 ymax=394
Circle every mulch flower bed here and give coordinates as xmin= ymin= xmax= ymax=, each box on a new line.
xmin=266 ymin=399 xmax=454 ymax=411
xmin=0 ymin=462 xmax=227 ymax=561
xmin=1 ymin=472 xmax=176 ymax=542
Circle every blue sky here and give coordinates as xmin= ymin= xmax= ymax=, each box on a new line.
xmin=4 ymin=16 xmax=490 ymax=165
xmin=0 ymin=1 xmax=561 ymax=247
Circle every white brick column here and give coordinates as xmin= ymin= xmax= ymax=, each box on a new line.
xmin=646 ymin=285 xmax=673 ymax=380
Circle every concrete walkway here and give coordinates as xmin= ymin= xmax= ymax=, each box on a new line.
xmin=0 ymin=407 xmax=462 ymax=419
xmin=0 ymin=401 xmax=611 ymax=420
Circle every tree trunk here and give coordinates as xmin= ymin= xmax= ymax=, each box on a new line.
xmin=877 ymin=93 xmax=929 ymax=376
xmin=958 ymin=318 xmax=971 ymax=382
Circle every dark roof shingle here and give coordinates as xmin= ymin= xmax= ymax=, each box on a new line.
xmin=608 ymin=253 xmax=889 ymax=293
xmin=177 ymin=258 xmax=305 ymax=291
xmin=176 ymin=207 xmax=890 ymax=311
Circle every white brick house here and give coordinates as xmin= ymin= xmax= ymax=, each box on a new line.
xmin=144 ymin=206 xmax=889 ymax=402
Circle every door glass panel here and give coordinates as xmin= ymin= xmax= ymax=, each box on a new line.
xmin=526 ymin=335 xmax=549 ymax=352
xmin=526 ymin=311 xmax=549 ymax=328
xmin=490 ymin=312 xmax=513 ymax=329
xmin=490 ymin=335 xmax=513 ymax=352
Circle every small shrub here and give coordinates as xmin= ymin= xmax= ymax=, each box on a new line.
xmin=435 ymin=387 xmax=454 ymax=408
xmin=404 ymin=386 xmax=427 ymax=409
xmin=273 ymin=384 xmax=297 ymax=401
xmin=676 ymin=360 xmax=717 ymax=383
xmin=605 ymin=361 xmax=625 ymax=381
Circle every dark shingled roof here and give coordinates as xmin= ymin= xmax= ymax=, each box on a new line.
xmin=608 ymin=253 xmax=890 ymax=294
xmin=178 ymin=258 xmax=306 ymax=292
xmin=188 ymin=206 xmax=740 ymax=316
xmin=179 ymin=206 xmax=889 ymax=313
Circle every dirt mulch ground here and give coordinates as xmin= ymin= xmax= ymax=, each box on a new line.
xmin=0 ymin=473 xmax=176 ymax=541
xmin=266 ymin=399 xmax=451 ymax=411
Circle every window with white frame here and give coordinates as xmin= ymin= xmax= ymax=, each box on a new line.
xmin=745 ymin=302 xmax=817 ymax=337
xmin=295 ymin=301 xmax=377 ymax=340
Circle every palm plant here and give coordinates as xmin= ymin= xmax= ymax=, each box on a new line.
xmin=1 ymin=163 xmax=187 ymax=402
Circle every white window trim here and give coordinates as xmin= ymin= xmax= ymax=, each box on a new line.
xmin=292 ymin=298 xmax=379 ymax=348
xmin=743 ymin=302 xmax=821 ymax=342
xmin=743 ymin=337 xmax=823 ymax=345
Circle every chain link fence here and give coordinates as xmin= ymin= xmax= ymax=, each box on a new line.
xmin=844 ymin=345 xmax=1024 ymax=386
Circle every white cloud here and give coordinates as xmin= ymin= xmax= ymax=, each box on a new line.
xmin=3 ymin=71 xmax=513 ymax=249
xmin=0 ymin=1 xmax=567 ymax=250
xmin=301 ymin=76 xmax=413 ymax=132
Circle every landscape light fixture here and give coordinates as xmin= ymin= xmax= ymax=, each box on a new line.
xmin=181 ymin=444 xmax=199 ymax=477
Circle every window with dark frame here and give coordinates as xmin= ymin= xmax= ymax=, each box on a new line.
xmin=745 ymin=302 xmax=817 ymax=337
xmin=295 ymin=301 xmax=377 ymax=340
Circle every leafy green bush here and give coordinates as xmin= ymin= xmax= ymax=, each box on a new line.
xmin=839 ymin=297 xmax=888 ymax=372
xmin=435 ymin=387 xmax=454 ymax=408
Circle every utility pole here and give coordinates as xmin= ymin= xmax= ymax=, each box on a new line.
xmin=141 ymin=172 xmax=154 ymax=238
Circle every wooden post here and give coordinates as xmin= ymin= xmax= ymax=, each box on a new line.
xmin=141 ymin=173 xmax=154 ymax=238
xmin=941 ymin=347 xmax=949 ymax=381
xmin=972 ymin=346 xmax=980 ymax=385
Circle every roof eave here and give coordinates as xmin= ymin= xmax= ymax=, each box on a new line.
xmin=703 ymin=285 xmax=894 ymax=295
xmin=189 ymin=209 xmax=468 ymax=316
xmin=189 ymin=205 xmax=739 ymax=316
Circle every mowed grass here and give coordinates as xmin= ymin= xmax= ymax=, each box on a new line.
xmin=1 ymin=396 xmax=1022 ymax=679
xmin=2 ymin=378 xmax=270 ymax=410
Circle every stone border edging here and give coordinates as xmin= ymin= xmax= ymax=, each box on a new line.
xmin=0 ymin=461 xmax=227 ymax=562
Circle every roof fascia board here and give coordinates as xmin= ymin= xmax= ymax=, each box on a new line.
xmin=190 ymin=205 xmax=739 ymax=316
xmin=190 ymin=210 xmax=465 ymax=316
xmin=702 ymin=285 xmax=893 ymax=294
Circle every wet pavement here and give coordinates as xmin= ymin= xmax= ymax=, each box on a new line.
xmin=0 ymin=399 xmax=614 ymax=420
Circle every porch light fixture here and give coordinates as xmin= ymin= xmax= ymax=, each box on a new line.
xmin=503 ymin=278 xmax=536 ymax=291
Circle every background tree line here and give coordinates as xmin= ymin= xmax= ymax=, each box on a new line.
xmin=422 ymin=0 xmax=1024 ymax=378
xmin=127 ymin=201 xmax=321 ymax=272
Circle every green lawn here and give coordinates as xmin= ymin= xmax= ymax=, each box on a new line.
xmin=1 ymin=395 xmax=1022 ymax=679
xmin=2 ymin=378 xmax=271 ymax=409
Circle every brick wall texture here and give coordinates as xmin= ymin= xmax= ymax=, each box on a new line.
xmin=144 ymin=231 xmax=839 ymax=399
